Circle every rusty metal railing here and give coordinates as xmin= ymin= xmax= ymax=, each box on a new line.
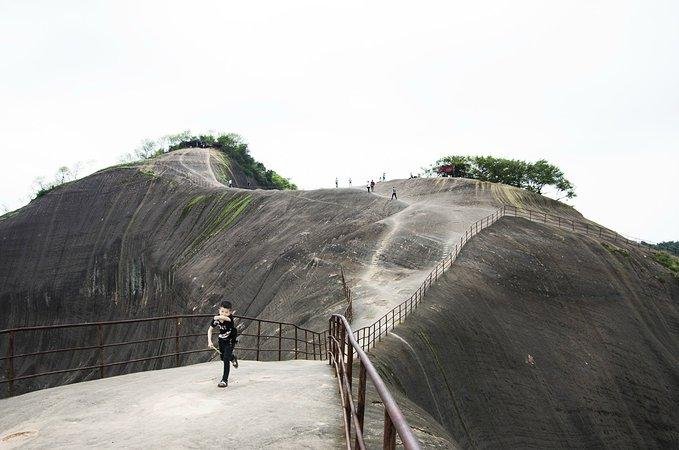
xmin=0 ymin=314 xmax=327 ymax=398
xmin=507 ymin=205 xmax=674 ymax=255
xmin=328 ymin=314 xmax=420 ymax=450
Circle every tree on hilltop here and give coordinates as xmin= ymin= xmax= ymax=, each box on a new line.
xmin=429 ymin=155 xmax=576 ymax=199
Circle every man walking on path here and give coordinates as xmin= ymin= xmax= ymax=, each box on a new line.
xmin=391 ymin=187 xmax=397 ymax=200
xmin=370 ymin=180 xmax=375 ymax=192
xmin=366 ymin=182 xmax=371 ymax=193
xmin=348 ymin=177 xmax=352 ymax=186
xmin=335 ymin=178 xmax=338 ymax=188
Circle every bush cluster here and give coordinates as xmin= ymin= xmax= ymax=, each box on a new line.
xmin=644 ymin=241 xmax=679 ymax=255
xmin=430 ymin=155 xmax=576 ymax=199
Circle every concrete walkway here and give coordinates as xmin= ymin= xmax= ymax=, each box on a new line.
xmin=0 ymin=360 xmax=343 ymax=449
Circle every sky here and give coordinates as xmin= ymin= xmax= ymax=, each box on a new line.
xmin=0 ymin=1 xmax=677 ymax=242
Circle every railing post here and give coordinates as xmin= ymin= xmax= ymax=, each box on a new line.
xmin=174 ymin=316 xmax=180 ymax=367
xmin=256 ymin=320 xmax=261 ymax=361
xmin=383 ymin=409 xmax=396 ymax=450
xmin=7 ymin=331 xmax=15 ymax=397
xmin=355 ymin=362 xmax=367 ymax=449
xmin=327 ymin=321 xmax=332 ymax=365
xmin=278 ymin=323 xmax=283 ymax=361
xmin=346 ymin=332 xmax=353 ymax=392
xmin=305 ymin=329 xmax=309 ymax=361
xmin=294 ymin=327 xmax=299 ymax=360
xmin=97 ymin=324 xmax=105 ymax=378
xmin=529 ymin=210 xmax=532 ymax=221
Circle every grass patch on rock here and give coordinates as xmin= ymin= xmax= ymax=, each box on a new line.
xmin=652 ymin=251 xmax=679 ymax=278
xmin=601 ymin=241 xmax=630 ymax=258
xmin=183 ymin=193 xmax=253 ymax=258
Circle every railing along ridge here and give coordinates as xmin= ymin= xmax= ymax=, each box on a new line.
xmin=1 ymin=313 xmax=328 ymax=397
xmin=352 ymin=203 xmax=670 ymax=351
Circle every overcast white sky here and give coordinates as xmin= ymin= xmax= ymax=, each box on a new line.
xmin=1 ymin=1 xmax=677 ymax=241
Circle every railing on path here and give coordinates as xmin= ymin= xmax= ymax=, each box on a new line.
xmin=507 ymin=205 xmax=672 ymax=255
xmin=328 ymin=314 xmax=421 ymax=450
xmin=0 ymin=314 xmax=327 ymax=398
xmin=352 ymin=203 xmax=669 ymax=351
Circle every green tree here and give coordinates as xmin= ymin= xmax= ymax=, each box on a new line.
xmin=430 ymin=155 xmax=576 ymax=199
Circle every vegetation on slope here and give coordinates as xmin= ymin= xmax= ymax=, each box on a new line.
xmin=653 ymin=251 xmax=679 ymax=278
xmin=428 ymin=155 xmax=576 ymax=199
xmin=123 ymin=131 xmax=296 ymax=190
xmin=644 ymin=240 xmax=679 ymax=255
xmin=31 ymin=165 xmax=82 ymax=199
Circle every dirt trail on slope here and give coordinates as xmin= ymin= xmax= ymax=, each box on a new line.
xmin=349 ymin=177 xmax=583 ymax=329
xmin=350 ymin=178 xmax=500 ymax=329
xmin=145 ymin=148 xmax=225 ymax=189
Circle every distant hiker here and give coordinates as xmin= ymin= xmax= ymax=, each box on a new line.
xmin=228 ymin=179 xmax=233 ymax=187
xmin=391 ymin=187 xmax=397 ymax=200
xmin=207 ymin=300 xmax=239 ymax=388
xmin=370 ymin=180 xmax=375 ymax=192
xmin=366 ymin=183 xmax=371 ymax=193
xmin=247 ymin=181 xmax=251 ymax=189
xmin=335 ymin=177 xmax=338 ymax=188
xmin=382 ymin=172 xmax=386 ymax=181
xmin=348 ymin=178 xmax=352 ymax=186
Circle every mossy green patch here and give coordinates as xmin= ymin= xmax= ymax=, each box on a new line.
xmin=184 ymin=193 xmax=252 ymax=257
xmin=652 ymin=251 xmax=679 ymax=278
xmin=139 ymin=168 xmax=158 ymax=179
xmin=601 ymin=241 xmax=630 ymax=258
xmin=178 ymin=194 xmax=209 ymax=224
xmin=211 ymin=152 xmax=232 ymax=185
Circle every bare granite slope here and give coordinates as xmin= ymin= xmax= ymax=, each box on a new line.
xmin=370 ymin=217 xmax=679 ymax=448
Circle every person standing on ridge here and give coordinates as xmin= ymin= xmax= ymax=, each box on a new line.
xmin=391 ymin=187 xmax=397 ymax=200
xmin=335 ymin=177 xmax=338 ymax=188
xmin=207 ymin=300 xmax=239 ymax=388
xmin=366 ymin=182 xmax=371 ymax=193
xmin=382 ymin=172 xmax=386 ymax=181
xmin=370 ymin=180 xmax=375 ymax=192
xmin=348 ymin=177 xmax=352 ymax=186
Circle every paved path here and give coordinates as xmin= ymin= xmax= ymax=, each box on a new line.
xmin=0 ymin=360 xmax=343 ymax=449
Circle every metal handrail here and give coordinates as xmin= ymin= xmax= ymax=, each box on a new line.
xmin=1 ymin=313 xmax=327 ymax=397
xmin=328 ymin=314 xmax=421 ymax=450
xmin=351 ymin=203 xmax=668 ymax=351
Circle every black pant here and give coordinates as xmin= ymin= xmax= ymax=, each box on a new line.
xmin=219 ymin=339 xmax=235 ymax=382
xmin=391 ymin=193 xmax=397 ymax=199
